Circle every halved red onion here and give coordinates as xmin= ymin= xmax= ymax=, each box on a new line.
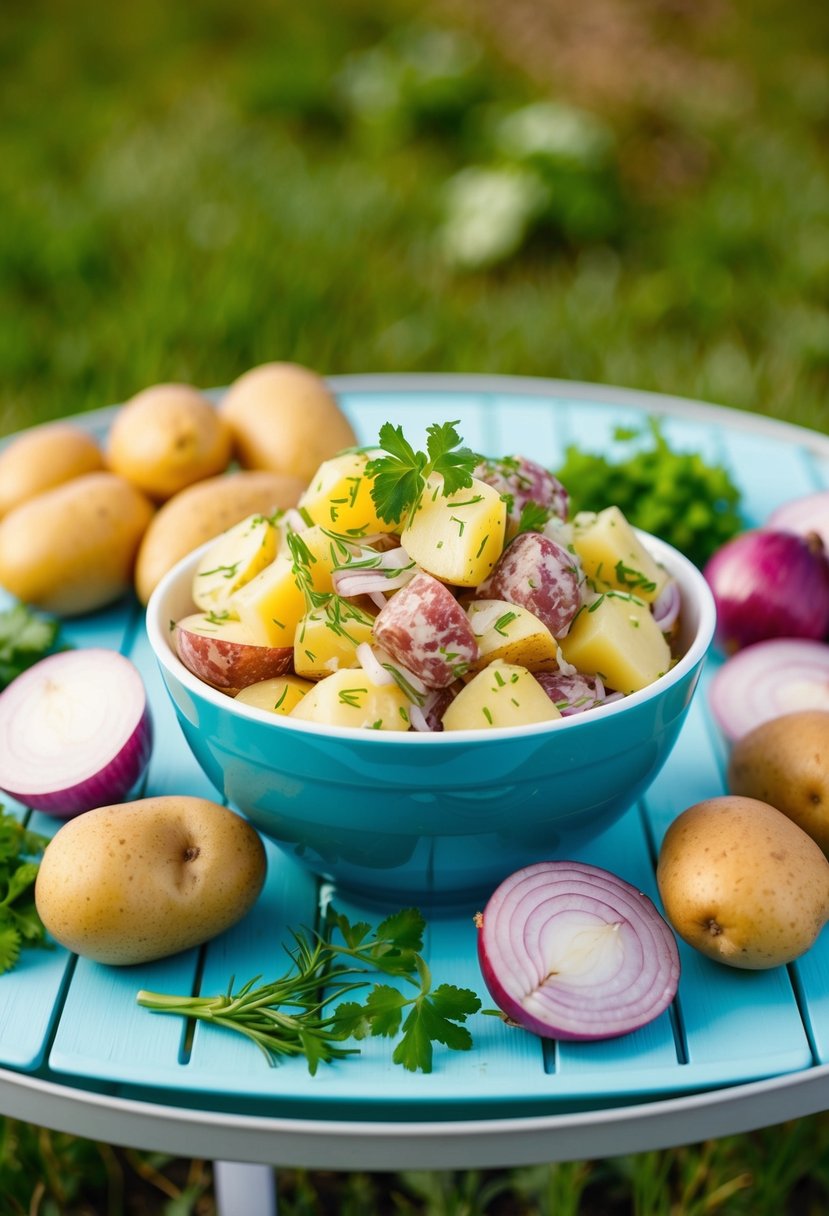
xmin=708 ymin=637 xmax=829 ymax=742
xmin=767 ymin=489 xmax=829 ymax=552
xmin=477 ymin=861 xmax=680 ymax=1041
xmin=703 ymin=528 xmax=829 ymax=654
xmin=0 ymin=648 xmax=153 ymax=818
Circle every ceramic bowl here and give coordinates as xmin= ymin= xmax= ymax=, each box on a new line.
xmin=146 ymin=533 xmax=716 ymax=905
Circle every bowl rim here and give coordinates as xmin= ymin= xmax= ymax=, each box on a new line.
xmin=146 ymin=529 xmax=717 ymax=746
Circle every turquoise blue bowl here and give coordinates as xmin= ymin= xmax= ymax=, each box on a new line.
xmin=146 ymin=533 xmax=716 ymax=905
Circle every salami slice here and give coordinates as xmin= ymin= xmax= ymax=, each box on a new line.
xmin=478 ymin=532 xmax=584 ymax=637
xmin=373 ymin=572 xmax=479 ymax=688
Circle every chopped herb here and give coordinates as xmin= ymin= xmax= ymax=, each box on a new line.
xmin=493 ymin=611 xmax=518 ymax=636
xmin=515 ymin=501 xmax=555 ymax=535
xmin=198 ymin=562 xmax=241 ymax=580
xmin=273 ymin=687 xmax=289 ymax=711
xmin=482 ymin=706 xmax=493 ymax=724
xmin=450 ymin=515 xmax=466 ymax=537
xmin=338 ymin=687 xmax=367 ymax=708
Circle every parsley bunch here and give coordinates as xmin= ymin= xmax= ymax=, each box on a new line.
xmin=137 ymin=907 xmax=481 ymax=1074
xmin=365 ymin=420 xmax=481 ymax=526
xmin=0 ymin=603 xmax=61 ymax=689
xmin=0 ymin=809 xmax=50 ymax=974
xmin=555 ymin=416 xmax=744 ymax=568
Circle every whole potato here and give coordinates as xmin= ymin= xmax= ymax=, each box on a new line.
xmin=35 ymin=795 xmax=267 ymax=965
xmin=219 ymin=362 xmax=357 ymax=483
xmin=134 ymin=468 xmax=304 ymax=604
xmin=107 ymin=382 xmax=233 ymax=501
xmin=727 ymin=710 xmax=829 ymax=855
xmin=0 ymin=422 xmax=105 ymax=518
xmin=657 ymin=795 xmax=829 ymax=969
xmin=0 ymin=472 xmax=154 ymax=616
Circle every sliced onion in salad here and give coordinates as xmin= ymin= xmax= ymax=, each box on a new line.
xmin=477 ymin=861 xmax=680 ymax=1041
xmin=0 ymin=648 xmax=153 ymax=818
xmin=708 ymin=637 xmax=829 ymax=742
xmin=652 ymin=579 xmax=681 ymax=633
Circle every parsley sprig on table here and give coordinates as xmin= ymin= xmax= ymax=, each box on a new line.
xmin=365 ymin=421 xmax=481 ymax=526
xmin=0 ymin=603 xmax=61 ymax=690
xmin=137 ymin=907 xmax=481 ymax=1075
xmin=0 ymin=809 xmax=51 ymax=974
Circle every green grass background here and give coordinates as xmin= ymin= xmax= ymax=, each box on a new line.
xmin=3 ymin=0 xmax=829 ymax=1210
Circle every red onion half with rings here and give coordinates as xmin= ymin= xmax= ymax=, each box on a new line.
xmin=703 ymin=529 xmax=829 ymax=654
xmin=0 ymin=648 xmax=153 ymax=818
xmin=477 ymin=861 xmax=680 ymax=1041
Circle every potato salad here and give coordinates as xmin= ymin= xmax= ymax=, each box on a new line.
xmin=172 ymin=421 xmax=682 ymax=732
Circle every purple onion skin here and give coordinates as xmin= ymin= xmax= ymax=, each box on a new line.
xmin=17 ymin=706 xmax=154 ymax=818
xmin=703 ymin=529 xmax=829 ymax=655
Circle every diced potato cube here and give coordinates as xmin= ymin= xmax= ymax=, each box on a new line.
xmin=192 ymin=513 xmax=279 ymax=613
xmin=234 ymin=675 xmax=314 ymax=715
xmin=294 ymin=602 xmax=375 ymax=679
xmin=230 ymin=553 xmax=307 ymax=647
xmin=570 ymin=506 xmax=669 ymax=604
xmin=558 ymin=592 xmax=671 ymax=694
xmin=401 ymin=475 xmax=506 ymax=587
xmin=466 ymin=599 xmax=559 ymax=673
xmin=442 ymin=661 xmax=562 ymax=731
xmin=289 ymin=669 xmax=411 ymax=731
xmin=298 ymin=452 xmax=395 ymax=537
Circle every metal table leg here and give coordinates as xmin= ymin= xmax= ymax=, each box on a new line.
xmin=214 ymin=1160 xmax=278 ymax=1216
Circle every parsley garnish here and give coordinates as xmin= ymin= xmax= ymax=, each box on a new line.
xmin=365 ymin=421 xmax=481 ymax=526
xmin=0 ymin=808 xmax=50 ymax=974
xmin=137 ymin=907 xmax=480 ymax=1075
xmin=0 ymin=604 xmax=62 ymax=690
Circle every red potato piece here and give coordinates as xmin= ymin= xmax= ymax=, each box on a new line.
xmin=373 ymin=572 xmax=479 ymax=688
xmin=474 ymin=456 xmax=568 ymax=530
xmin=535 ymin=671 xmax=607 ymax=716
xmin=477 ymin=532 xmax=584 ymax=638
xmin=175 ymin=612 xmax=292 ymax=694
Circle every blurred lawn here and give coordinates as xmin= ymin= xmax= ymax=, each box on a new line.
xmin=2 ymin=0 xmax=829 ymax=437
xmin=3 ymin=0 xmax=829 ymax=1211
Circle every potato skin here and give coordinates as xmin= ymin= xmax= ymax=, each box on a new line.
xmin=34 ymin=796 xmax=267 ymax=965
xmin=0 ymin=422 xmax=105 ymax=518
xmin=219 ymin=362 xmax=357 ymax=484
xmin=657 ymin=795 xmax=829 ymax=969
xmin=727 ymin=710 xmax=829 ymax=855
xmin=0 ymin=471 xmax=154 ymax=616
xmin=107 ymin=383 xmax=233 ymax=501
xmin=134 ymin=469 xmax=304 ymax=604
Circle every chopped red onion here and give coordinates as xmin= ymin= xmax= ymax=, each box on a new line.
xmin=652 ymin=579 xmax=681 ymax=632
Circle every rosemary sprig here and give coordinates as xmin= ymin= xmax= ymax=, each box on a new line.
xmin=137 ymin=907 xmax=480 ymax=1075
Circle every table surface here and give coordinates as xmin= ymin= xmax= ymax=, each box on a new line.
xmin=2 ymin=373 xmax=829 ymax=1170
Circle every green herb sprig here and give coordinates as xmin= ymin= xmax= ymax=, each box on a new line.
xmin=556 ymin=416 xmax=743 ymax=568
xmin=0 ymin=809 xmax=50 ymax=974
xmin=365 ymin=420 xmax=481 ymax=526
xmin=0 ymin=604 xmax=62 ymax=690
xmin=137 ymin=907 xmax=481 ymax=1075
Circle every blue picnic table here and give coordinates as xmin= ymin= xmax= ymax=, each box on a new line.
xmin=2 ymin=375 xmax=829 ymax=1212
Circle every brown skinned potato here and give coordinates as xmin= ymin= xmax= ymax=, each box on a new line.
xmin=134 ymin=469 xmax=304 ymax=604
xmin=218 ymin=362 xmax=357 ymax=484
xmin=0 ymin=422 xmax=105 ymax=517
xmin=34 ymin=796 xmax=267 ymax=965
xmin=727 ymin=710 xmax=829 ymax=855
xmin=657 ymin=795 xmax=829 ymax=969
xmin=0 ymin=472 xmax=154 ymax=616
xmin=106 ymin=382 xmax=233 ymax=501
